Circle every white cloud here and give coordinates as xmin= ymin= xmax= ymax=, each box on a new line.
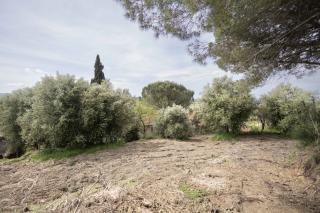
xmin=6 ymin=82 xmax=26 ymax=87
xmin=24 ymin=67 xmax=49 ymax=76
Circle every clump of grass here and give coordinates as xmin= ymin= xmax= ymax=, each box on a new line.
xmin=179 ymin=183 xmax=208 ymax=200
xmin=0 ymin=151 xmax=32 ymax=165
xmin=31 ymin=141 xmax=125 ymax=161
xmin=143 ymin=132 xmax=158 ymax=140
xmin=211 ymin=132 xmax=237 ymax=141
xmin=28 ymin=203 xmax=45 ymax=212
xmin=124 ymin=179 xmax=138 ymax=188
xmin=287 ymin=150 xmax=297 ymax=165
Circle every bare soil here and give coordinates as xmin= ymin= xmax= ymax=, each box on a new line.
xmin=0 ymin=135 xmax=319 ymax=213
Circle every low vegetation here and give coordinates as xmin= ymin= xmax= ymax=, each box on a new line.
xmin=156 ymin=105 xmax=192 ymax=140
xmin=31 ymin=141 xmax=125 ymax=161
xmin=211 ymin=132 xmax=238 ymax=142
xmin=179 ymin=183 xmax=209 ymax=200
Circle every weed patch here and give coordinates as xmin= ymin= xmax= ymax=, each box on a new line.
xmin=211 ymin=132 xmax=237 ymax=141
xmin=179 ymin=183 xmax=208 ymax=199
xmin=31 ymin=142 xmax=125 ymax=161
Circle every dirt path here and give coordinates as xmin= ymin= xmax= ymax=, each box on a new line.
xmin=0 ymin=135 xmax=319 ymax=212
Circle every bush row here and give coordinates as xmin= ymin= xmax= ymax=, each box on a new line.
xmin=0 ymin=75 xmax=136 ymax=157
xmin=1 ymin=75 xmax=319 ymax=158
xmin=152 ymin=79 xmax=320 ymax=147
xmin=153 ymin=77 xmax=255 ymax=139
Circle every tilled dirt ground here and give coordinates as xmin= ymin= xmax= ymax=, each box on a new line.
xmin=0 ymin=135 xmax=319 ymax=213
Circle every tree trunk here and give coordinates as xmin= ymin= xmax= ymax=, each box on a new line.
xmin=140 ymin=118 xmax=146 ymax=136
xmin=260 ymin=119 xmax=265 ymax=133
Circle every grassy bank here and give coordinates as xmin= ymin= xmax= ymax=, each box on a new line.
xmin=31 ymin=142 xmax=125 ymax=161
xmin=211 ymin=132 xmax=238 ymax=141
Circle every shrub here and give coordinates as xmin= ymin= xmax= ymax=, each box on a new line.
xmin=82 ymin=82 xmax=135 ymax=144
xmin=211 ymin=132 xmax=237 ymax=141
xmin=289 ymin=97 xmax=320 ymax=146
xmin=262 ymin=84 xmax=313 ymax=133
xmin=258 ymin=84 xmax=320 ymax=146
xmin=18 ymin=74 xmax=89 ymax=149
xmin=0 ymin=88 xmax=33 ymax=157
xmin=188 ymin=101 xmax=205 ymax=134
xmin=156 ymin=105 xmax=192 ymax=139
xmin=201 ymin=77 xmax=254 ymax=134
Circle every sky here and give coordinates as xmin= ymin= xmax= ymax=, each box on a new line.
xmin=0 ymin=0 xmax=319 ymax=98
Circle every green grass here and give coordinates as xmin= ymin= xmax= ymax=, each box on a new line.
xmin=0 ymin=151 xmax=32 ymax=165
xmin=211 ymin=132 xmax=238 ymax=141
xmin=123 ymin=179 xmax=138 ymax=188
xmin=179 ymin=183 xmax=209 ymax=200
xmin=245 ymin=120 xmax=281 ymax=135
xmin=143 ymin=132 xmax=158 ymax=139
xmin=31 ymin=141 xmax=125 ymax=161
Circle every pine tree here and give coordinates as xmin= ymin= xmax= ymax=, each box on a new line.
xmin=91 ymin=54 xmax=105 ymax=84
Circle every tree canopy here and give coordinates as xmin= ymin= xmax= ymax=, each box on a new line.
xmin=201 ymin=76 xmax=254 ymax=133
xmin=142 ymin=81 xmax=194 ymax=108
xmin=134 ymin=100 xmax=158 ymax=134
xmin=82 ymin=81 xmax=135 ymax=145
xmin=117 ymin=0 xmax=320 ymax=83
xmin=0 ymin=88 xmax=32 ymax=157
xmin=91 ymin=54 xmax=105 ymax=84
xmin=18 ymin=74 xmax=89 ymax=148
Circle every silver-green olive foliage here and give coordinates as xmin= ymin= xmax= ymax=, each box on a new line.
xmin=201 ymin=77 xmax=254 ymax=133
xmin=18 ymin=74 xmax=89 ymax=148
xmin=15 ymin=75 xmax=135 ymax=150
xmin=117 ymin=0 xmax=320 ymax=83
xmin=0 ymin=88 xmax=32 ymax=156
xmin=258 ymin=84 xmax=319 ymax=145
xmin=82 ymin=82 xmax=135 ymax=144
xmin=156 ymin=104 xmax=192 ymax=139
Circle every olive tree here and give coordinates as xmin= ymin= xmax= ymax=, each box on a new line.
xmin=258 ymin=84 xmax=320 ymax=145
xmin=0 ymin=88 xmax=32 ymax=157
xmin=82 ymin=81 xmax=135 ymax=144
xmin=201 ymin=77 xmax=254 ymax=133
xmin=18 ymin=74 xmax=89 ymax=149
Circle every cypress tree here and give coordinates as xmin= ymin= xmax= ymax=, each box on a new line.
xmin=91 ymin=54 xmax=105 ymax=84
